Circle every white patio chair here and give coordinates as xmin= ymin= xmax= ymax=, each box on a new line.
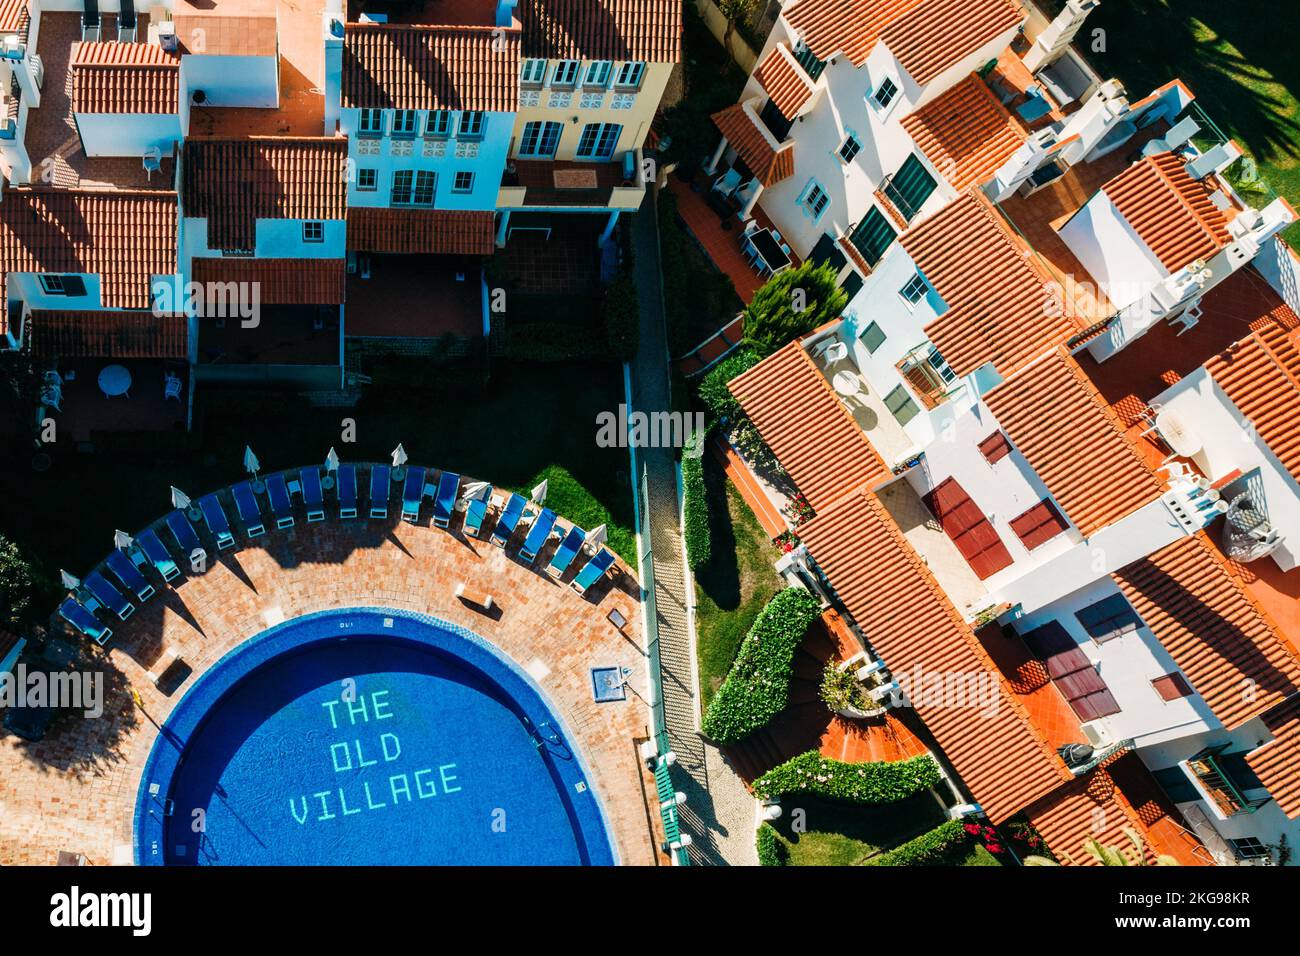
xmin=163 ymin=372 xmax=183 ymax=402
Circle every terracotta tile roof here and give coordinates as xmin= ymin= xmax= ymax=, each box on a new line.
xmin=173 ymin=0 xmax=279 ymax=57
xmin=1246 ymin=695 xmax=1300 ymax=818
xmin=754 ymin=45 xmax=816 ymax=118
xmin=710 ymin=104 xmax=794 ymax=187
xmin=881 ymin=0 xmax=1022 ymax=86
xmin=71 ymin=42 xmax=181 ymax=115
xmin=1205 ymin=320 xmax=1300 ymax=482
xmin=183 ymin=138 xmax=348 ymax=253
xmin=798 ymin=487 xmax=1071 ymax=821
xmin=1113 ymin=533 xmax=1300 ymax=729
xmin=0 ymin=190 xmax=179 ymax=335
xmin=728 ymin=341 xmax=886 ymax=512
xmin=28 ymin=310 xmax=188 ymax=359
xmin=903 ymin=190 xmax=1077 ymax=377
xmin=342 ymin=24 xmax=520 ymax=112
xmin=517 ymin=0 xmax=681 ymax=62
xmin=346 ymin=208 xmax=495 ymax=255
xmin=902 ymin=74 xmax=1026 ymax=190
xmin=983 ymin=348 xmax=1162 ymax=534
xmin=1024 ymin=763 xmax=1150 ymax=865
xmin=191 ymin=258 xmax=346 ymax=305
xmin=1102 ymin=150 xmax=1231 ymax=273
xmin=783 ymin=0 xmax=917 ymax=66
xmin=0 ymin=0 xmax=28 ymax=35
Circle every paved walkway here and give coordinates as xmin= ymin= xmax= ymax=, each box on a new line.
xmin=628 ymin=193 xmax=757 ymax=865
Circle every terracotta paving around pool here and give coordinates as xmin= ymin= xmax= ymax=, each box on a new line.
xmin=0 ymin=504 xmax=663 ymax=866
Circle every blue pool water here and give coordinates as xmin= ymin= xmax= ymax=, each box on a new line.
xmin=134 ymin=609 xmax=616 ymax=865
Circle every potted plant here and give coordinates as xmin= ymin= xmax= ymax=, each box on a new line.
xmin=819 ymin=660 xmax=876 ymax=719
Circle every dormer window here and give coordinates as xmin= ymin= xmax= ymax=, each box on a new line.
xmin=614 ymin=61 xmax=645 ymax=90
xmin=458 ymin=111 xmax=485 ymax=140
xmin=583 ymin=61 xmax=612 ymax=88
xmin=391 ymin=110 xmax=417 ymax=138
xmin=870 ymin=76 xmax=898 ymax=111
xmin=358 ymin=108 xmax=383 ymax=137
xmin=520 ymin=59 xmax=547 ymax=87
xmin=427 ymin=111 xmax=453 ymax=138
xmin=550 ymin=60 xmax=580 ymax=88
xmin=39 ymin=274 xmax=86 ymax=296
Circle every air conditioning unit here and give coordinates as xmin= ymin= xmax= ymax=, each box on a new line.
xmin=1081 ymin=721 xmax=1110 ymax=748
xmin=2 ymin=36 xmax=24 ymax=60
xmin=157 ymin=23 xmax=178 ymax=52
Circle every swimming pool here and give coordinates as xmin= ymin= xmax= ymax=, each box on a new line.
xmin=134 ymin=608 xmax=616 ymax=865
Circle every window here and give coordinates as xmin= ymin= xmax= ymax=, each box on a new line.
xmin=413 ymin=170 xmax=436 ymax=205
xmin=391 ymin=169 xmax=413 ymax=204
xmin=883 ymin=384 xmax=919 ymax=427
xmin=870 ymin=76 xmax=898 ymax=111
xmin=358 ymin=108 xmax=383 ymax=135
xmin=576 ymin=123 xmax=622 ymax=160
xmin=882 ymin=154 xmax=938 ymax=222
xmin=518 ymin=121 xmax=563 ymax=158
xmin=1152 ymin=672 xmax=1194 ymax=702
xmin=848 ymin=206 xmax=897 ymax=267
xmin=357 ymin=168 xmax=377 ymax=191
xmin=427 ymin=111 xmax=453 ymax=138
xmin=978 ymin=430 xmax=1011 ymax=464
xmin=614 ymin=61 xmax=645 ymax=89
xmin=1009 ymin=499 xmax=1069 ymax=550
xmin=452 ymin=171 xmax=474 ymax=193
xmin=520 ymin=58 xmax=547 ymax=86
xmin=1229 ymin=837 xmax=1271 ymax=860
xmin=899 ymin=272 xmax=928 ymax=305
xmin=837 ymin=134 xmax=861 ymax=164
xmin=39 ymin=274 xmax=86 ymax=296
xmin=800 ymin=181 xmax=829 ymax=220
xmin=860 ymin=320 xmax=887 ymax=354
xmin=1075 ymin=594 xmax=1142 ymax=644
xmin=302 ymin=221 xmax=324 ymax=243
xmin=584 ymin=61 xmax=612 ymax=88
xmin=926 ymin=347 xmax=956 ymax=384
xmin=550 ymin=60 xmax=580 ymax=87
xmin=391 ymin=109 xmax=417 ymax=137
xmin=458 ymin=111 xmax=485 ymax=140
xmin=1019 ymin=620 xmax=1121 ymax=720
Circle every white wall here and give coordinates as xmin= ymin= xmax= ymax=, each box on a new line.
xmin=184 ymin=217 xmax=347 ymax=260
xmin=1058 ymin=190 xmax=1166 ymax=308
xmin=76 ymin=113 xmax=182 ymax=158
xmin=182 ymin=55 xmax=278 ymax=109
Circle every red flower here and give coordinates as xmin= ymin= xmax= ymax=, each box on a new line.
xmin=963 ymin=823 xmax=982 ymax=836
xmin=986 ymin=843 xmax=1004 ymax=854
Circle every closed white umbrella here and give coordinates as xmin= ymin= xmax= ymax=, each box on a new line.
xmin=586 ymin=524 xmax=607 ymax=550
xmin=114 ymin=530 xmax=134 ymax=550
xmin=60 ymin=570 xmax=81 ymax=590
xmin=243 ymin=445 xmax=261 ymax=477
xmin=391 ymin=443 xmax=408 ymax=467
xmin=170 ymin=486 xmax=191 ymax=510
xmin=325 ymin=447 xmax=340 ymax=472
xmin=461 ymin=480 xmax=491 ymax=504
xmin=530 ymin=479 xmax=548 ymax=505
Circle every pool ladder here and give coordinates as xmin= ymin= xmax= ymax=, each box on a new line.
xmin=522 ymin=716 xmax=561 ymax=749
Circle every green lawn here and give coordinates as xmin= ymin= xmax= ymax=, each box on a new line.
xmin=0 ymin=360 xmax=636 ymax=592
xmin=1065 ymin=0 xmax=1300 ymax=244
xmin=768 ymin=794 xmax=949 ymax=866
xmin=693 ymin=455 xmax=782 ymax=715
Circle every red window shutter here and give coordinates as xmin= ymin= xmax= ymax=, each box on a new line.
xmin=923 ymin=477 xmax=1013 ymax=580
xmin=1010 ymin=499 xmax=1069 ymax=550
xmin=1152 ymin=673 xmax=1193 ymax=701
xmin=979 ymin=430 xmax=1011 ymax=464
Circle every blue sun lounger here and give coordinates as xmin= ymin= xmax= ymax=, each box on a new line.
xmin=369 ymin=464 xmax=391 ymax=519
xmin=60 ymin=598 xmax=112 ymax=645
xmin=336 ymin=464 xmax=358 ymax=519
xmin=401 ymin=467 xmax=427 ymax=523
xmin=432 ymin=471 xmax=460 ymax=529
xmin=464 ymin=486 xmax=492 ymax=538
xmin=83 ymin=570 xmax=134 ymax=620
xmin=572 ymin=548 xmax=616 ymax=593
xmin=105 ymin=548 xmax=155 ymax=601
xmin=300 ymin=467 xmax=326 ymax=522
xmin=137 ymin=529 xmax=180 ymax=582
xmin=198 ymin=494 xmax=236 ymax=550
xmin=547 ymin=526 xmax=587 ymax=577
xmin=165 ymin=510 xmax=207 ymax=565
xmin=231 ymin=481 xmax=266 ymax=538
xmin=490 ymin=493 xmax=526 ymax=547
xmin=518 ymin=508 xmax=557 ymax=563
xmin=267 ymin=472 xmax=294 ymax=530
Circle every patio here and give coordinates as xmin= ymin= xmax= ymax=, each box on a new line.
xmin=346 ymin=256 xmax=484 ymax=339
xmin=197 ymin=306 xmax=341 ymax=366
xmin=45 ymin=359 xmax=188 ymax=443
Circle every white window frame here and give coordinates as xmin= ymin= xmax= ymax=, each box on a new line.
xmin=391 ymin=109 xmax=418 ymax=138
xmin=614 ymin=61 xmax=645 ymax=89
xmin=899 ymin=272 xmax=928 ymax=307
xmin=39 ymin=274 xmax=67 ymax=294
xmin=550 ymin=60 xmax=580 ymax=88
xmin=869 ymin=74 xmax=900 ymax=115
xmin=457 ymin=111 xmax=485 ymax=140
xmin=302 ymin=221 xmax=324 ymax=243
xmin=391 ymin=169 xmax=414 ymax=205
xmin=576 ymin=123 xmax=621 ymax=160
xmin=799 ymin=180 xmax=829 ymax=221
xmin=583 ymin=61 xmax=612 ymax=88
xmin=518 ymin=121 xmax=562 ymax=158
xmin=426 ymin=111 xmax=453 ymax=138
xmin=452 ymin=171 xmax=474 ymax=193
xmin=358 ymin=108 xmax=383 ymax=136
xmin=412 ymin=170 xmax=436 ymax=206
xmin=520 ymin=58 xmax=547 ymax=86
xmin=837 ymin=133 xmax=861 ymax=165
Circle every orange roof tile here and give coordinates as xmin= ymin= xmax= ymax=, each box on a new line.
xmin=1205 ymin=320 xmax=1300 ymax=482
xmin=983 ymin=348 xmax=1162 ymax=534
xmin=518 ymin=0 xmax=681 ymax=62
xmin=798 ymin=487 xmax=1071 ymax=821
xmin=28 ymin=311 xmax=188 ymax=359
xmin=0 ymin=0 xmax=28 ymax=35
xmin=1102 ymin=150 xmax=1231 ymax=272
xmin=710 ymin=104 xmax=794 ymax=187
xmin=173 ymin=0 xmax=278 ymax=57
xmin=784 ymin=0 xmax=918 ymax=66
xmin=191 ymin=258 xmax=346 ymax=305
xmin=901 ymin=73 xmax=1026 ymax=190
xmin=754 ymin=45 xmax=816 ymax=118
xmin=342 ymin=24 xmax=520 ymax=112
xmin=1024 ymin=764 xmax=1150 ymax=865
xmin=1247 ymin=695 xmax=1300 ymax=818
xmin=881 ymin=0 xmax=1021 ymax=86
xmin=903 ymin=190 xmax=1077 ymax=377
xmin=0 ymin=190 xmax=179 ymax=335
xmin=1113 ymin=533 xmax=1300 ymax=729
xmin=71 ymin=42 xmax=181 ymax=115
xmin=183 ymin=138 xmax=348 ymax=253
xmin=728 ymin=341 xmax=886 ymax=512
xmin=345 ymin=208 xmax=495 ymax=255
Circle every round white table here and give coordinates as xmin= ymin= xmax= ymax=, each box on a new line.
xmin=1155 ymin=409 xmax=1202 ymax=457
xmin=832 ymin=370 xmax=861 ymax=397
xmin=98 ymin=364 xmax=132 ymax=397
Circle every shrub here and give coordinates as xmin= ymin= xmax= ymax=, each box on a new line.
xmin=730 ymin=417 xmax=780 ymax=473
xmin=819 ymin=660 xmax=871 ymax=714
xmin=603 ymin=271 xmax=640 ymax=361
xmin=504 ymin=323 xmax=615 ymax=362
xmin=756 ymin=823 xmax=788 ymax=866
xmin=682 ymin=442 xmax=711 ymax=570
xmin=701 ymin=587 xmax=822 ymax=744
xmin=0 ymin=534 xmax=36 ymax=630
xmin=869 ymin=819 xmax=974 ymax=866
xmin=743 ymin=260 xmax=848 ymax=358
xmin=752 ymin=752 xmax=941 ymax=803
xmin=697 ymin=347 xmax=761 ymax=423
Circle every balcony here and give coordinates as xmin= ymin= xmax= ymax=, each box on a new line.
xmin=1181 ymin=745 xmax=1270 ymax=820
xmin=499 ymin=151 xmax=645 ymax=211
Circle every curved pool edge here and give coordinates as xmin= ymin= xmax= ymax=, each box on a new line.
xmin=132 ymin=606 xmax=621 ymax=866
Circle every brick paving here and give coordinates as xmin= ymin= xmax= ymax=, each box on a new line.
xmin=0 ymin=507 xmax=662 ymax=866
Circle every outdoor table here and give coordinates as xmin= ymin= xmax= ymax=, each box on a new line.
xmin=97 ymin=364 xmax=132 ymax=397
xmin=1155 ymin=409 xmax=1202 ymax=457
xmin=832 ymin=370 xmax=862 ymax=397
xmin=749 ymin=229 xmax=790 ymax=273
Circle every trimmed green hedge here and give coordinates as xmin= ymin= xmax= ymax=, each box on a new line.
xmin=701 ymin=587 xmax=822 ymax=744
xmin=752 ymin=753 xmax=942 ymax=804
xmin=756 ymin=823 xmax=788 ymax=866
xmin=698 ymin=347 xmax=761 ymax=423
xmin=682 ymin=444 xmax=711 ymax=570
xmin=603 ymin=271 xmax=640 ymax=361
xmin=868 ymin=819 xmax=974 ymax=866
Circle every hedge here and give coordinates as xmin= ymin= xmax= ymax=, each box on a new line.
xmin=868 ymin=819 xmax=974 ymax=867
xmin=0 ymin=534 xmax=35 ymax=630
xmin=756 ymin=823 xmax=788 ymax=866
xmin=751 ymin=753 xmax=942 ymax=804
xmin=698 ymin=347 xmax=761 ymax=423
xmin=682 ymin=443 xmax=711 ymax=570
xmin=701 ymin=587 xmax=822 ymax=744
xmin=603 ymin=271 xmax=640 ymax=361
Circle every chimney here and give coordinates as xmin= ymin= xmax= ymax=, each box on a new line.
xmin=1023 ymin=0 xmax=1102 ymax=74
xmin=496 ymin=0 xmax=520 ymax=28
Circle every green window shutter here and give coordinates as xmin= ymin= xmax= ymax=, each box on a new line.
xmin=860 ymin=321 xmax=887 ymax=354
xmin=849 ymin=207 xmax=897 ymax=267
xmin=884 ymin=384 xmax=919 ymax=426
xmin=885 ymin=154 xmax=938 ymax=221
